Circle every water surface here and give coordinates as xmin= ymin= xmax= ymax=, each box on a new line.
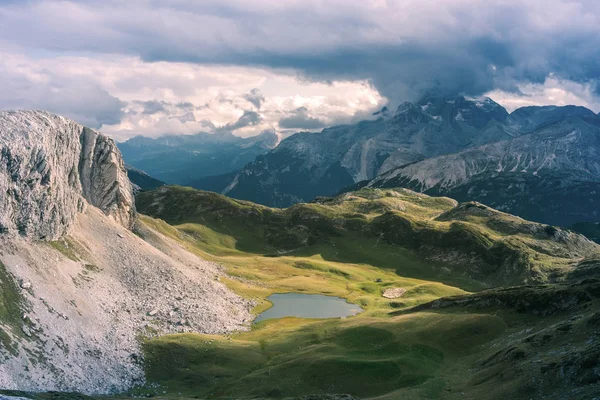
xmin=254 ymin=293 xmax=363 ymax=322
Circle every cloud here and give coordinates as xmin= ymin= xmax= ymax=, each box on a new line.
xmin=1 ymin=0 xmax=599 ymax=105
xmin=133 ymin=100 xmax=195 ymax=115
xmin=243 ymin=88 xmax=265 ymax=109
xmin=216 ymin=110 xmax=261 ymax=133
xmin=0 ymin=50 xmax=383 ymax=139
xmin=279 ymin=107 xmax=326 ymax=130
xmin=0 ymin=54 xmax=124 ymax=128
xmin=486 ymin=76 xmax=600 ymax=113
xmin=2 ymin=1 xmax=599 ymax=136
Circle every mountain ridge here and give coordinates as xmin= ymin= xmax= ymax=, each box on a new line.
xmin=0 ymin=110 xmax=135 ymax=239
xmin=190 ymin=95 xmax=518 ymax=206
xmin=118 ymin=130 xmax=279 ymax=184
xmin=365 ymin=114 xmax=600 ymax=226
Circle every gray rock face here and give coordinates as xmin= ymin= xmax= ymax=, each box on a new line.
xmin=0 ymin=110 xmax=135 ymax=239
xmin=367 ymin=116 xmax=600 ymax=226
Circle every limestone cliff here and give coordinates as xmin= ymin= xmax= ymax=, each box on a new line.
xmin=0 ymin=110 xmax=135 ymax=239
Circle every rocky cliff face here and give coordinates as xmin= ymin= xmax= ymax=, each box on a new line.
xmin=0 ymin=110 xmax=135 ymax=240
xmin=366 ymin=116 xmax=600 ymax=226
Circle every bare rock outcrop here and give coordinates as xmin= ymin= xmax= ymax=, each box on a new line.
xmin=0 ymin=110 xmax=134 ymax=239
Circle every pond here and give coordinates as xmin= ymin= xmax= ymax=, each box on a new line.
xmin=253 ymin=293 xmax=363 ymax=323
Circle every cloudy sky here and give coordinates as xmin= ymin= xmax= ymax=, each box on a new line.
xmin=1 ymin=0 xmax=599 ymax=140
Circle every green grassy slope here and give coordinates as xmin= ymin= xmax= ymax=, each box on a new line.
xmin=0 ymin=261 xmax=28 ymax=356
xmin=141 ymin=278 xmax=600 ymax=400
xmin=137 ymin=186 xmax=599 ymax=290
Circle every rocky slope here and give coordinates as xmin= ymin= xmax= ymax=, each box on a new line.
xmin=0 ymin=111 xmax=253 ymax=394
xmin=118 ymin=130 xmax=279 ymax=185
xmin=0 ymin=111 xmax=135 ymax=239
xmin=0 ymin=207 xmax=252 ymax=394
xmin=365 ymin=115 xmax=600 ymax=226
xmin=191 ymin=96 xmax=512 ymax=206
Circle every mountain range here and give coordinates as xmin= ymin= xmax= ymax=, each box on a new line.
xmin=174 ymin=96 xmax=600 ymax=228
xmin=118 ymin=130 xmax=279 ymax=185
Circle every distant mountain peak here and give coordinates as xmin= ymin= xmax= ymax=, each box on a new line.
xmin=372 ymin=106 xmax=390 ymax=116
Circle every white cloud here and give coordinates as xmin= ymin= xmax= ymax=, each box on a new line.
xmin=0 ymin=51 xmax=384 ymax=140
xmin=486 ymin=76 xmax=600 ymax=113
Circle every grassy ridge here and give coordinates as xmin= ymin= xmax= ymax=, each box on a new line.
xmin=137 ymin=186 xmax=598 ymax=289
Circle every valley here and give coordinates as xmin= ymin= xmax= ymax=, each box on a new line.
xmin=132 ymin=186 xmax=599 ymax=399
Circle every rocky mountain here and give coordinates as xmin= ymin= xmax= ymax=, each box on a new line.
xmin=187 ymin=97 xmax=600 ymax=229
xmin=190 ymin=96 xmax=516 ymax=206
xmin=365 ymin=113 xmax=600 ymax=226
xmin=0 ymin=110 xmax=135 ymax=239
xmin=118 ymin=130 xmax=279 ymax=184
xmin=0 ymin=111 xmax=252 ymax=393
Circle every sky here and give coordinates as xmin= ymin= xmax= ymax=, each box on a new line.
xmin=1 ymin=0 xmax=600 ymax=141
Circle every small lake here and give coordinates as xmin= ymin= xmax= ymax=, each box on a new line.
xmin=254 ymin=293 xmax=363 ymax=323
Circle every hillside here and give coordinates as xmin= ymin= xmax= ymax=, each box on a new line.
xmin=125 ymin=166 xmax=166 ymax=192
xmin=137 ymin=186 xmax=600 ymax=290
xmin=572 ymin=222 xmax=600 ymax=243
xmin=0 ymin=111 xmax=252 ymax=393
xmin=131 ymin=186 xmax=600 ymax=400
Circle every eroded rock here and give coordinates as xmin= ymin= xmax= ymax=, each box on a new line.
xmin=0 ymin=110 xmax=135 ymax=240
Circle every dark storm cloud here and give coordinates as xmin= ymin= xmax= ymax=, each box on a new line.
xmin=279 ymin=107 xmax=326 ymax=130
xmin=1 ymin=0 xmax=600 ymax=104
xmin=216 ymin=110 xmax=261 ymax=133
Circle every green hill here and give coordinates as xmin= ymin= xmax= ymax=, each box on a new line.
xmin=137 ymin=186 xmax=599 ymax=290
